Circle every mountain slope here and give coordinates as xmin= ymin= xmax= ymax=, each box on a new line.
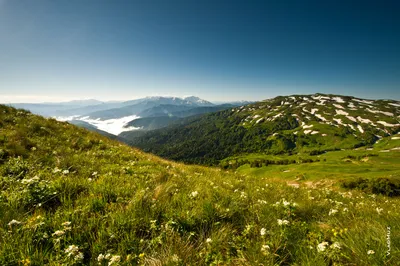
xmin=0 ymin=104 xmax=399 ymax=265
xmin=130 ymin=94 xmax=400 ymax=165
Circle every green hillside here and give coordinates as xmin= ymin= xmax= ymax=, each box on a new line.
xmin=0 ymin=105 xmax=399 ymax=265
xmin=129 ymin=94 xmax=400 ymax=165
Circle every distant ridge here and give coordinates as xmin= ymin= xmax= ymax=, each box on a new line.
xmin=129 ymin=93 xmax=400 ymax=165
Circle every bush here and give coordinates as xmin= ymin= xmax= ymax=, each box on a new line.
xmin=341 ymin=177 xmax=400 ymax=197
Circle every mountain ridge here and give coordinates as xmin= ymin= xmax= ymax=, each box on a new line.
xmin=128 ymin=93 xmax=400 ymax=165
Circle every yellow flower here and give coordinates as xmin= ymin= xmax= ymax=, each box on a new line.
xmin=20 ymin=259 xmax=31 ymax=266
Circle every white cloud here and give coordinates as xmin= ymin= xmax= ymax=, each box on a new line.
xmin=55 ymin=115 xmax=141 ymax=135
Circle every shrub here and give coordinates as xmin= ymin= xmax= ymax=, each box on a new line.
xmin=341 ymin=177 xmax=400 ymax=197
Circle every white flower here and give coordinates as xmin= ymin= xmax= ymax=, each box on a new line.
xmin=277 ymin=219 xmax=289 ymax=226
xmin=8 ymin=219 xmax=22 ymax=226
xmin=367 ymin=250 xmax=375 ymax=255
xmin=64 ymin=245 xmax=83 ymax=261
xmin=21 ymin=176 xmax=40 ymax=185
xmin=329 ymin=209 xmax=338 ymax=215
xmin=261 ymin=244 xmax=270 ymax=254
xmin=92 ymin=171 xmax=98 ymax=176
xmin=62 ymin=169 xmax=69 ymax=175
xmin=283 ymin=200 xmax=290 ymax=206
xmin=108 ymin=255 xmax=121 ymax=265
xmin=53 ymin=167 xmax=61 ymax=173
xmin=62 ymin=221 xmax=71 ymax=227
xmin=376 ymin=207 xmax=383 ymax=214
xmin=317 ymin=241 xmax=329 ymax=252
xmin=65 ymin=245 xmax=79 ymax=254
xmin=206 ymin=238 xmax=212 ymax=243
xmin=330 ymin=242 xmax=341 ymax=250
xmin=260 ymin=228 xmax=266 ymax=236
xmin=52 ymin=230 xmax=65 ymax=237
xmin=97 ymin=254 xmax=105 ymax=261
xmin=190 ymin=191 xmax=198 ymax=198
xmin=343 ymin=207 xmax=348 ymax=212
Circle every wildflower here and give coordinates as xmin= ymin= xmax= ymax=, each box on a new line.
xmin=330 ymin=242 xmax=341 ymax=250
xmin=277 ymin=219 xmax=289 ymax=226
xmin=92 ymin=171 xmax=98 ymax=176
xmin=97 ymin=254 xmax=105 ymax=262
xmin=8 ymin=219 xmax=22 ymax=226
xmin=261 ymin=244 xmax=270 ymax=254
xmin=62 ymin=221 xmax=71 ymax=227
xmin=105 ymin=253 xmax=112 ymax=260
xmin=329 ymin=209 xmax=338 ymax=216
xmin=171 ymin=254 xmax=180 ymax=262
xmin=52 ymin=230 xmax=65 ymax=237
xmin=64 ymin=245 xmax=83 ymax=262
xmin=317 ymin=241 xmax=329 ymax=252
xmin=283 ymin=199 xmax=290 ymax=206
xmin=190 ymin=191 xmax=198 ymax=198
xmin=376 ymin=207 xmax=383 ymax=214
xmin=53 ymin=167 xmax=61 ymax=173
xmin=21 ymin=176 xmax=40 ymax=185
xmin=243 ymin=224 xmax=252 ymax=235
xmin=62 ymin=169 xmax=69 ymax=175
xmin=260 ymin=228 xmax=266 ymax=236
xmin=20 ymin=258 xmax=31 ymax=266
xmin=206 ymin=238 xmax=212 ymax=243
xmin=343 ymin=207 xmax=349 ymax=212
xmin=367 ymin=250 xmax=375 ymax=255
xmin=108 ymin=255 xmax=121 ymax=265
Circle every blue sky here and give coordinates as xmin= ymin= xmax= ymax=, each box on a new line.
xmin=0 ymin=0 xmax=399 ymax=102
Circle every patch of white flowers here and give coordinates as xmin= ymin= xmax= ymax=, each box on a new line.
xmin=277 ymin=219 xmax=290 ymax=226
xmin=317 ymin=241 xmax=329 ymax=252
xmin=64 ymin=245 xmax=84 ymax=262
xmin=328 ymin=209 xmax=338 ymax=216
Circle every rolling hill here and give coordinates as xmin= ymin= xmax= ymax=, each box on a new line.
xmin=0 ymin=104 xmax=399 ymax=265
xmin=129 ymin=93 xmax=400 ymax=165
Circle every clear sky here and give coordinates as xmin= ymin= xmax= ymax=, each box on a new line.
xmin=0 ymin=0 xmax=399 ymax=103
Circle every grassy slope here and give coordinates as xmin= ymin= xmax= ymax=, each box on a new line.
xmin=0 ymin=105 xmax=399 ymax=265
xmin=225 ymin=138 xmax=400 ymax=181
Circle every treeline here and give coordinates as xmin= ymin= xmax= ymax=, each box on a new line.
xmin=220 ymin=157 xmax=323 ymax=170
xmin=130 ymin=111 xmax=300 ymax=165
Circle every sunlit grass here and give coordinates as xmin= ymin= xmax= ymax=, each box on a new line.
xmin=0 ymin=105 xmax=399 ymax=265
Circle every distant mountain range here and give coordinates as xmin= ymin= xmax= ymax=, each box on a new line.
xmin=127 ymin=93 xmax=400 ymax=165
xmin=9 ymin=96 xmax=250 ymax=135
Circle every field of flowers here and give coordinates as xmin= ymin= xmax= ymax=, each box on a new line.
xmin=0 ymin=105 xmax=399 ymax=265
